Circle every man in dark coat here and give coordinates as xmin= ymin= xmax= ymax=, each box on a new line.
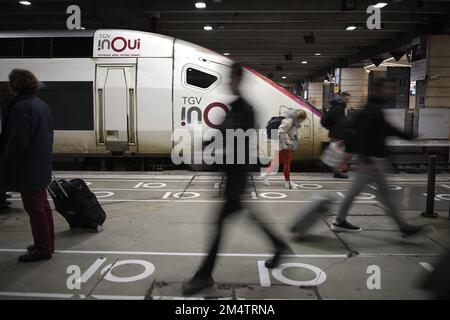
xmin=0 ymin=95 xmax=14 ymax=211
xmin=182 ymin=63 xmax=291 ymax=295
xmin=321 ymin=91 xmax=351 ymax=179
xmin=331 ymin=79 xmax=426 ymax=236
xmin=0 ymin=69 xmax=55 ymax=262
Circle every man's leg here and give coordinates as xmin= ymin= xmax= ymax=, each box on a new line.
xmin=42 ymin=189 xmax=55 ymax=252
xmin=19 ymin=189 xmax=53 ymax=262
xmin=333 ymin=169 xmax=372 ymax=232
xmin=371 ymin=160 xmax=411 ymax=231
xmin=182 ymin=174 xmax=242 ymax=294
xmin=195 ymin=200 xmax=236 ymax=278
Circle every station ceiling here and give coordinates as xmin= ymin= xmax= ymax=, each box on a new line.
xmin=1 ymin=0 xmax=450 ymax=82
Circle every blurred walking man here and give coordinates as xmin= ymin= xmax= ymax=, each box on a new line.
xmin=331 ymin=79 xmax=425 ymax=236
xmin=182 ymin=63 xmax=291 ymax=295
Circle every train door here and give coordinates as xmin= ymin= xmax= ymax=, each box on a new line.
xmin=279 ymin=106 xmax=313 ymax=160
xmin=95 ymin=65 xmax=137 ymax=154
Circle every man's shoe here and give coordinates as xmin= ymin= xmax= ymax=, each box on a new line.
xmin=284 ymin=181 xmax=292 ymax=189
xmin=333 ymin=172 xmax=349 ymax=179
xmin=265 ymin=245 xmax=293 ymax=269
xmin=18 ymin=249 xmax=52 ymax=263
xmin=27 ymin=245 xmax=54 ymax=253
xmin=182 ymin=275 xmax=215 ymax=295
xmin=402 ymin=225 xmax=434 ymax=238
xmin=331 ymin=220 xmax=362 ymax=233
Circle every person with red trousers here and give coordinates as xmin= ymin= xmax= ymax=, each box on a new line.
xmin=0 ymin=69 xmax=54 ymax=262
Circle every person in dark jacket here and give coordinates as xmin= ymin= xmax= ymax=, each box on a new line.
xmin=321 ymin=91 xmax=351 ymax=178
xmin=0 ymin=96 xmax=14 ymax=211
xmin=0 ymin=69 xmax=55 ymax=262
xmin=182 ymin=63 xmax=291 ymax=295
xmin=331 ymin=79 xmax=426 ymax=236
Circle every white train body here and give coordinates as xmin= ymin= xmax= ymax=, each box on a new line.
xmin=0 ymin=29 xmax=328 ymax=161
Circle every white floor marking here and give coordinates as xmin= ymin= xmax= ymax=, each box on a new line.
xmin=173 ymin=192 xmax=200 ymax=199
xmin=251 ymin=191 xmax=258 ymax=199
xmin=0 ymin=248 xmax=442 ymax=258
xmin=162 ymin=192 xmax=172 ymax=199
xmin=79 ymin=257 xmax=107 ymax=283
xmin=260 ymin=192 xmax=287 ymax=199
xmin=8 ymin=198 xmax=378 ymax=204
xmin=0 ymin=248 xmax=347 ymax=258
xmin=419 ymin=262 xmax=434 ymax=272
xmin=88 ymin=188 xmax=359 ymax=192
xmin=93 ymin=191 xmax=114 ymax=198
xmin=0 ymin=291 xmax=74 ymax=299
xmin=441 ymin=184 xmax=450 ymax=189
xmin=91 ymin=294 xmax=145 ymax=300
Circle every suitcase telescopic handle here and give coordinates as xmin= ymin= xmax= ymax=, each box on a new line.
xmin=46 ymin=186 xmax=56 ymax=198
xmin=52 ymin=175 xmax=69 ymax=198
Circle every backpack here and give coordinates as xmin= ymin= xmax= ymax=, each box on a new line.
xmin=320 ymin=111 xmax=332 ymax=129
xmin=266 ymin=116 xmax=285 ymax=139
xmin=344 ymin=111 xmax=365 ymax=154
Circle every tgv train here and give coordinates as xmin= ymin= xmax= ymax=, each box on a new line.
xmin=0 ymin=29 xmax=328 ymax=161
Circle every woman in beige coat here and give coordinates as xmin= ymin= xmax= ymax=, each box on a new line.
xmin=262 ymin=109 xmax=307 ymax=189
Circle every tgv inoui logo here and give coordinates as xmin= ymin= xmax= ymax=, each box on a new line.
xmin=180 ymin=96 xmax=229 ymax=129
xmin=97 ymin=34 xmax=141 ymax=53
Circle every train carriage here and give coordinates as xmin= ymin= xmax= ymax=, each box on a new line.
xmin=0 ymin=29 xmax=328 ymax=162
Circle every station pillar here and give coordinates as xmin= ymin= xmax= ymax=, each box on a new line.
xmin=307 ymin=82 xmax=324 ymax=110
xmin=414 ymin=35 xmax=450 ymax=140
xmin=338 ymin=68 xmax=369 ymax=109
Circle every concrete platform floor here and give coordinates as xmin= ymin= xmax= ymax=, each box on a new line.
xmin=0 ymin=171 xmax=449 ymax=300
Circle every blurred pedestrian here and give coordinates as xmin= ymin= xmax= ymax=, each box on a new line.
xmin=320 ymin=91 xmax=351 ymax=179
xmin=182 ymin=63 xmax=291 ymax=295
xmin=331 ymin=79 xmax=425 ymax=235
xmin=0 ymin=69 xmax=55 ymax=262
xmin=261 ymin=108 xmax=307 ymax=189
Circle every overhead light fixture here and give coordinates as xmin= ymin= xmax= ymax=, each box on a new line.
xmin=223 ymin=52 xmax=230 ymax=56
xmin=282 ymin=76 xmax=287 ymax=79
xmin=203 ymin=25 xmax=213 ymax=31
xmin=19 ymin=1 xmax=32 ymax=5
xmin=373 ymin=2 xmax=388 ymax=8
xmin=195 ymin=2 xmax=206 ymax=9
xmin=346 ymin=25 xmax=357 ymax=31
xmin=314 ymin=53 xmax=322 ymax=56
xmin=301 ymin=60 xmax=308 ymax=64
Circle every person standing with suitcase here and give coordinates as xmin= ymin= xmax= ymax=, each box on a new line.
xmin=0 ymin=69 xmax=55 ymax=262
xmin=182 ymin=63 xmax=291 ymax=295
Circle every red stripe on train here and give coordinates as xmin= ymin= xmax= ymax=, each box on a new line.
xmin=244 ymin=66 xmax=323 ymax=118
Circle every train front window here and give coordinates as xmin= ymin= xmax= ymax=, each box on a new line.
xmin=186 ymin=68 xmax=218 ymax=89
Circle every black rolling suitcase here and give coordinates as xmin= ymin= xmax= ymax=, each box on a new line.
xmin=48 ymin=178 xmax=106 ymax=232
xmin=290 ymin=196 xmax=332 ymax=235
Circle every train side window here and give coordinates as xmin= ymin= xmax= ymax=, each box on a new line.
xmin=0 ymin=38 xmax=23 ymax=57
xmin=23 ymin=38 xmax=51 ymax=58
xmin=186 ymin=67 xmax=218 ymax=89
xmin=52 ymin=37 xmax=92 ymax=58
